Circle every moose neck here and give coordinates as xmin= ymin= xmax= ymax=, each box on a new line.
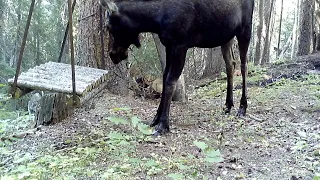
xmin=117 ymin=1 xmax=161 ymax=33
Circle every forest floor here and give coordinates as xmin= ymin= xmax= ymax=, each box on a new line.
xmin=0 ymin=59 xmax=320 ymax=180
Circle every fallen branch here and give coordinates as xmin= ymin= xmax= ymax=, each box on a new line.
xmin=54 ymin=137 xmax=110 ymax=153
xmin=0 ymin=158 xmax=11 ymax=167
xmin=0 ymin=128 xmax=38 ymax=142
xmin=239 ymin=113 xmax=264 ymax=122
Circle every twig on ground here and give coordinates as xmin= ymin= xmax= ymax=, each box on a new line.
xmin=239 ymin=113 xmax=264 ymax=122
xmin=0 ymin=128 xmax=39 ymax=142
xmin=54 ymin=137 xmax=110 ymax=153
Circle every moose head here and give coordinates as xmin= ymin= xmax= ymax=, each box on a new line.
xmin=100 ymin=0 xmax=141 ymax=64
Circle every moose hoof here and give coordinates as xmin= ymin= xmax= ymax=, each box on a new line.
xmin=153 ymin=122 xmax=169 ymax=136
xmin=224 ymin=105 xmax=233 ymax=114
xmin=150 ymin=115 xmax=160 ymax=127
xmin=224 ymin=108 xmax=231 ymax=114
xmin=237 ymin=106 xmax=246 ymax=116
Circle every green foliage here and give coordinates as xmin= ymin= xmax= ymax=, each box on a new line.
xmin=193 ymin=141 xmax=208 ymax=151
xmin=195 ymin=80 xmax=227 ymax=98
xmin=0 ymin=0 xmax=70 ymax=74
xmin=107 ymin=116 xmax=129 ymax=125
xmin=129 ymin=33 xmax=162 ymax=78
xmin=193 ymin=141 xmax=224 ymax=163
xmin=168 ymin=173 xmax=184 ymax=180
xmin=0 ymin=62 xmax=15 ymax=80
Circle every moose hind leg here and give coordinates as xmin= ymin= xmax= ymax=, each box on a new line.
xmin=153 ymin=46 xmax=187 ymax=136
xmin=237 ymin=28 xmax=251 ymax=116
xmin=221 ymin=39 xmax=235 ymax=113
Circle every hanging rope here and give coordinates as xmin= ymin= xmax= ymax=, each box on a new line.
xmin=58 ymin=0 xmax=77 ymax=63
xmin=11 ymin=0 xmax=36 ymax=98
xmin=68 ymin=0 xmax=77 ymax=105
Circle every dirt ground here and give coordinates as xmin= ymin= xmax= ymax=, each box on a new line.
xmin=1 ymin=61 xmax=320 ymax=179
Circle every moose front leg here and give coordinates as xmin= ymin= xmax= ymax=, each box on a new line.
xmin=151 ymin=46 xmax=187 ymax=136
xmin=150 ymin=46 xmax=173 ymax=127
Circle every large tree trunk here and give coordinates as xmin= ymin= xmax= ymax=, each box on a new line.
xmin=297 ymin=0 xmax=313 ymax=56
xmin=76 ymin=0 xmax=129 ymax=95
xmin=254 ymin=0 xmax=264 ymax=65
xmin=201 ymin=48 xmax=224 ymax=79
xmin=152 ymin=33 xmax=186 ymax=102
xmin=76 ymin=0 xmax=103 ymax=68
xmin=261 ymin=0 xmax=275 ymax=65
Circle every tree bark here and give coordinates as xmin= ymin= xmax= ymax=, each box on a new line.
xmin=297 ymin=0 xmax=313 ymax=56
xmin=10 ymin=0 xmax=22 ymax=67
xmin=291 ymin=0 xmax=300 ymax=59
xmin=34 ymin=0 xmax=41 ymax=66
xmin=261 ymin=0 xmax=275 ymax=65
xmin=254 ymin=0 xmax=264 ymax=65
xmin=279 ymin=32 xmax=292 ymax=59
xmin=34 ymin=93 xmax=72 ymax=127
xmin=277 ymin=0 xmax=284 ymax=58
xmin=76 ymin=0 xmax=102 ymax=68
xmin=152 ymin=33 xmax=186 ymax=102
xmin=76 ymin=0 xmax=129 ymax=95
xmin=315 ymin=7 xmax=320 ymax=51
xmin=0 ymin=0 xmax=5 ymax=63
xmin=201 ymin=48 xmax=224 ymax=79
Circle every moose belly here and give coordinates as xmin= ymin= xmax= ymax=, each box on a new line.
xmin=190 ymin=29 xmax=237 ymax=48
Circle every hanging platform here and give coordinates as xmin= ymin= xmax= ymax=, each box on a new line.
xmin=8 ymin=61 xmax=108 ymax=103
xmin=7 ymin=61 xmax=109 ymax=127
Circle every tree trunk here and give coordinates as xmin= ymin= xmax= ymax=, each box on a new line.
xmin=311 ymin=0 xmax=316 ymax=53
xmin=261 ymin=0 xmax=275 ymax=65
xmin=277 ymin=0 xmax=284 ymax=58
xmin=297 ymin=0 xmax=313 ymax=56
xmin=0 ymin=0 xmax=5 ymax=63
xmin=76 ymin=0 xmax=102 ymax=68
xmin=152 ymin=33 xmax=186 ymax=102
xmin=279 ymin=32 xmax=292 ymax=59
xmin=315 ymin=6 xmax=320 ymax=51
xmin=254 ymin=0 xmax=264 ymax=65
xmin=76 ymin=0 xmax=129 ymax=95
xmin=10 ymin=0 xmax=22 ymax=67
xmin=34 ymin=93 xmax=72 ymax=127
xmin=34 ymin=0 xmax=41 ymax=66
xmin=291 ymin=0 xmax=301 ymax=59
xmin=201 ymin=48 xmax=224 ymax=79
xmin=249 ymin=23 xmax=255 ymax=62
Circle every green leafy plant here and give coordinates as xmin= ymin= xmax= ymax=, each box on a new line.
xmin=107 ymin=108 xmax=153 ymax=136
xmin=193 ymin=141 xmax=224 ymax=163
xmin=168 ymin=173 xmax=184 ymax=180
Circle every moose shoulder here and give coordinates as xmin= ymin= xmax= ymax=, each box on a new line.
xmin=100 ymin=0 xmax=254 ymax=135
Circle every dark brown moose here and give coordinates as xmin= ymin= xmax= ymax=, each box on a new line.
xmin=100 ymin=0 xmax=254 ymax=136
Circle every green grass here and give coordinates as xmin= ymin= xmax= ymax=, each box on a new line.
xmin=0 ymin=108 xmax=223 ymax=179
xmin=1 ymin=71 xmax=319 ymax=179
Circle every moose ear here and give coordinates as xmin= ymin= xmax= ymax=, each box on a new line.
xmin=100 ymin=0 xmax=119 ymax=14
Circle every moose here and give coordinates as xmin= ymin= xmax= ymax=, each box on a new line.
xmin=100 ymin=0 xmax=254 ymax=135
